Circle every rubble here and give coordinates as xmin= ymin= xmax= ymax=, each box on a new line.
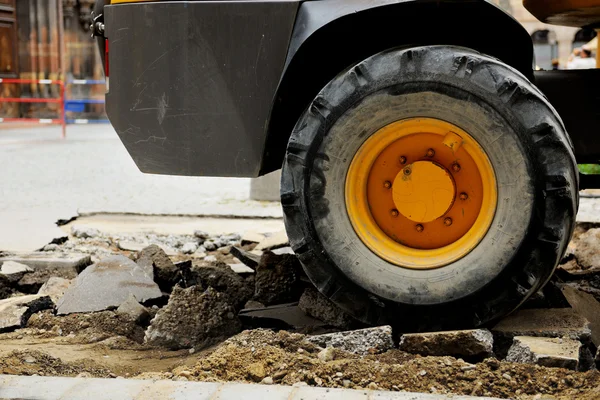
xmin=305 ymin=326 xmax=394 ymax=355
xmin=0 ymin=261 xmax=32 ymax=282
xmin=561 ymin=285 xmax=600 ymax=346
xmin=56 ymin=255 xmax=162 ymax=315
xmin=145 ymin=286 xmax=242 ymax=350
xmin=0 ymin=253 xmax=92 ymax=272
xmin=254 ymin=252 xmax=304 ymax=306
xmin=0 ymin=295 xmax=53 ymax=332
xmin=37 ymin=277 xmax=72 ymax=303
xmin=254 ymin=230 xmax=289 ymax=251
xmin=228 ymin=263 xmax=254 ymax=275
xmin=272 ymin=247 xmax=295 ymax=255
xmin=70 ymin=226 xmax=100 ymax=239
xmin=186 ymin=263 xmax=253 ymax=310
xmin=116 ymin=294 xmax=150 ymax=325
xmin=181 ymin=242 xmax=198 ymax=255
xmin=230 ymin=247 xmax=260 ymax=269
xmin=0 ymin=275 xmax=15 ymax=300
xmin=399 ymin=329 xmax=494 ymax=359
xmin=492 ymin=308 xmax=591 ymax=357
xmin=193 ymin=230 xmax=209 ymax=240
xmin=505 ymin=336 xmax=581 ymax=370
xmin=241 ymin=231 xmax=267 ymax=245
xmin=298 ymin=287 xmax=358 ymax=329
xmin=136 ymin=245 xmax=180 ymax=291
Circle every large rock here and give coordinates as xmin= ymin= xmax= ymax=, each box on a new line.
xmin=0 ymin=295 xmax=53 ymax=332
xmin=0 ymin=261 xmax=32 ymax=282
xmin=254 ymin=252 xmax=303 ymax=306
xmin=561 ymin=285 xmax=600 ymax=346
xmin=399 ymin=329 xmax=493 ymax=358
xmin=574 ymin=228 xmax=600 ymax=270
xmin=506 ymin=336 xmax=581 ymax=370
xmin=37 ymin=277 xmax=72 ymax=303
xmin=298 ymin=287 xmax=358 ymax=329
xmin=56 ymin=255 xmax=162 ymax=315
xmin=186 ymin=263 xmax=253 ymax=310
xmin=492 ymin=308 xmax=591 ymax=358
xmin=135 ymin=245 xmax=179 ymax=291
xmin=305 ymin=326 xmax=394 ymax=355
xmin=145 ymin=286 xmax=242 ymax=350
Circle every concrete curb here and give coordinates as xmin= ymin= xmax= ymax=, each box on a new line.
xmin=0 ymin=376 xmax=503 ymax=400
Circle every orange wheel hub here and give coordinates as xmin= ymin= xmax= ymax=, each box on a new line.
xmin=345 ymin=118 xmax=497 ymax=270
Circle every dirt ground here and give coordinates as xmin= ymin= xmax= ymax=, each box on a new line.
xmin=1 ymin=328 xmax=599 ymax=400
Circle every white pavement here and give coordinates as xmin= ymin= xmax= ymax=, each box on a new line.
xmin=0 ymin=375 xmax=502 ymax=400
xmin=0 ymin=125 xmax=282 ymax=252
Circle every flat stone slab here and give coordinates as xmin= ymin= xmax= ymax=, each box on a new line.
xmin=0 ymin=261 xmax=33 ymax=282
xmin=492 ymin=308 xmax=591 ymax=342
xmin=254 ymin=230 xmax=289 ymax=251
xmin=505 ymin=336 xmax=581 ymax=370
xmin=305 ymin=326 xmax=394 ymax=355
xmin=0 ymin=375 xmax=503 ymax=399
xmin=0 ymin=253 xmax=92 ymax=272
xmin=228 ymin=263 xmax=255 ymax=275
xmin=0 ymin=294 xmax=53 ymax=332
xmin=399 ymin=329 xmax=493 ymax=358
xmin=56 ymin=255 xmax=162 ymax=315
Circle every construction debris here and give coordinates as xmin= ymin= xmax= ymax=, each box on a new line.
xmin=305 ymin=326 xmax=394 ymax=355
xmin=37 ymin=277 xmax=72 ymax=303
xmin=116 ymin=294 xmax=150 ymax=325
xmin=0 ymin=295 xmax=53 ymax=332
xmin=254 ymin=252 xmax=304 ymax=306
xmin=505 ymin=336 xmax=581 ymax=370
xmin=399 ymin=329 xmax=494 ymax=359
xmin=145 ymin=286 xmax=242 ymax=350
xmin=298 ymin=287 xmax=358 ymax=330
xmin=56 ymin=255 xmax=162 ymax=315
xmin=0 ymin=261 xmax=33 ymax=282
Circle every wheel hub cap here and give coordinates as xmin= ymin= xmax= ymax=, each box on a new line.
xmin=392 ymin=161 xmax=456 ymax=223
xmin=345 ymin=118 xmax=498 ymax=270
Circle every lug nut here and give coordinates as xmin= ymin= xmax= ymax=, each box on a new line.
xmin=452 ymin=163 xmax=461 ymax=172
xmin=426 ymin=148 xmax=435 ymax=158
xmin=384 ymin=181 xmax=392 ymax=189
xmin=399 ymin=156 xmax=407 ymax=165
xmin=444 ymin=218 xmax=453 ymax=226
xmin=459 ymin=192 xmax=468 ymax=201
xmin=391 ymin=209 xmax=399 ymax=217
xmin=404 ymin=168 xmax=411 ymax=176
xmin=416 ymin=224 xmax=424 ymax=232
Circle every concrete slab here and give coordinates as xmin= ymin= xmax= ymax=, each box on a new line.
xmin=0 ymin=375 xmax=504 ymax=399
xmin=56 ymin=255 xmax=161 ymax=315
xmin=399 ymin=329 xmax=493 ymax=358
xmin=562 ymin=285 xmax=600 ymax=346
xmin=306 ymin=326 xmax=394 ymax=355
xmin=505 ymin=336 xmax=581 ymax=370
xmin=0 ymin=252 xmax=92 ymax=272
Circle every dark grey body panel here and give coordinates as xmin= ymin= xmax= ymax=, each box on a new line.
xmin=106 ymin=1 xmax=598 ymax=179
xmin=105 ymin=1 xmax=299 ymax=177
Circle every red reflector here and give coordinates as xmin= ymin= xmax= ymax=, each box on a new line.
xmin=105 ymin=39 xmax=109 ymax=77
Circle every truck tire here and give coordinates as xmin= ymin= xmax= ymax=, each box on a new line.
xmin=281 ymin=46 xmax=578 ymax=330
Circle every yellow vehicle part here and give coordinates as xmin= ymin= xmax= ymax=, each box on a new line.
xmin=345 ymin=118 xmax=497 ymax=270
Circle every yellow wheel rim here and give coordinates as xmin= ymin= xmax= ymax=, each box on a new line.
xmin=345 ymin=118 xmax=497 ymax=270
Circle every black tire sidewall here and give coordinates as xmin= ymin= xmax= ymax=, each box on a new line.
xmin=282 ymin=46 xmax=577 ymax=328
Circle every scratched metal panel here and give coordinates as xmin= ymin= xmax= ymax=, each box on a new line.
xmin=104 ymin=1 xmax=299 ymax=177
